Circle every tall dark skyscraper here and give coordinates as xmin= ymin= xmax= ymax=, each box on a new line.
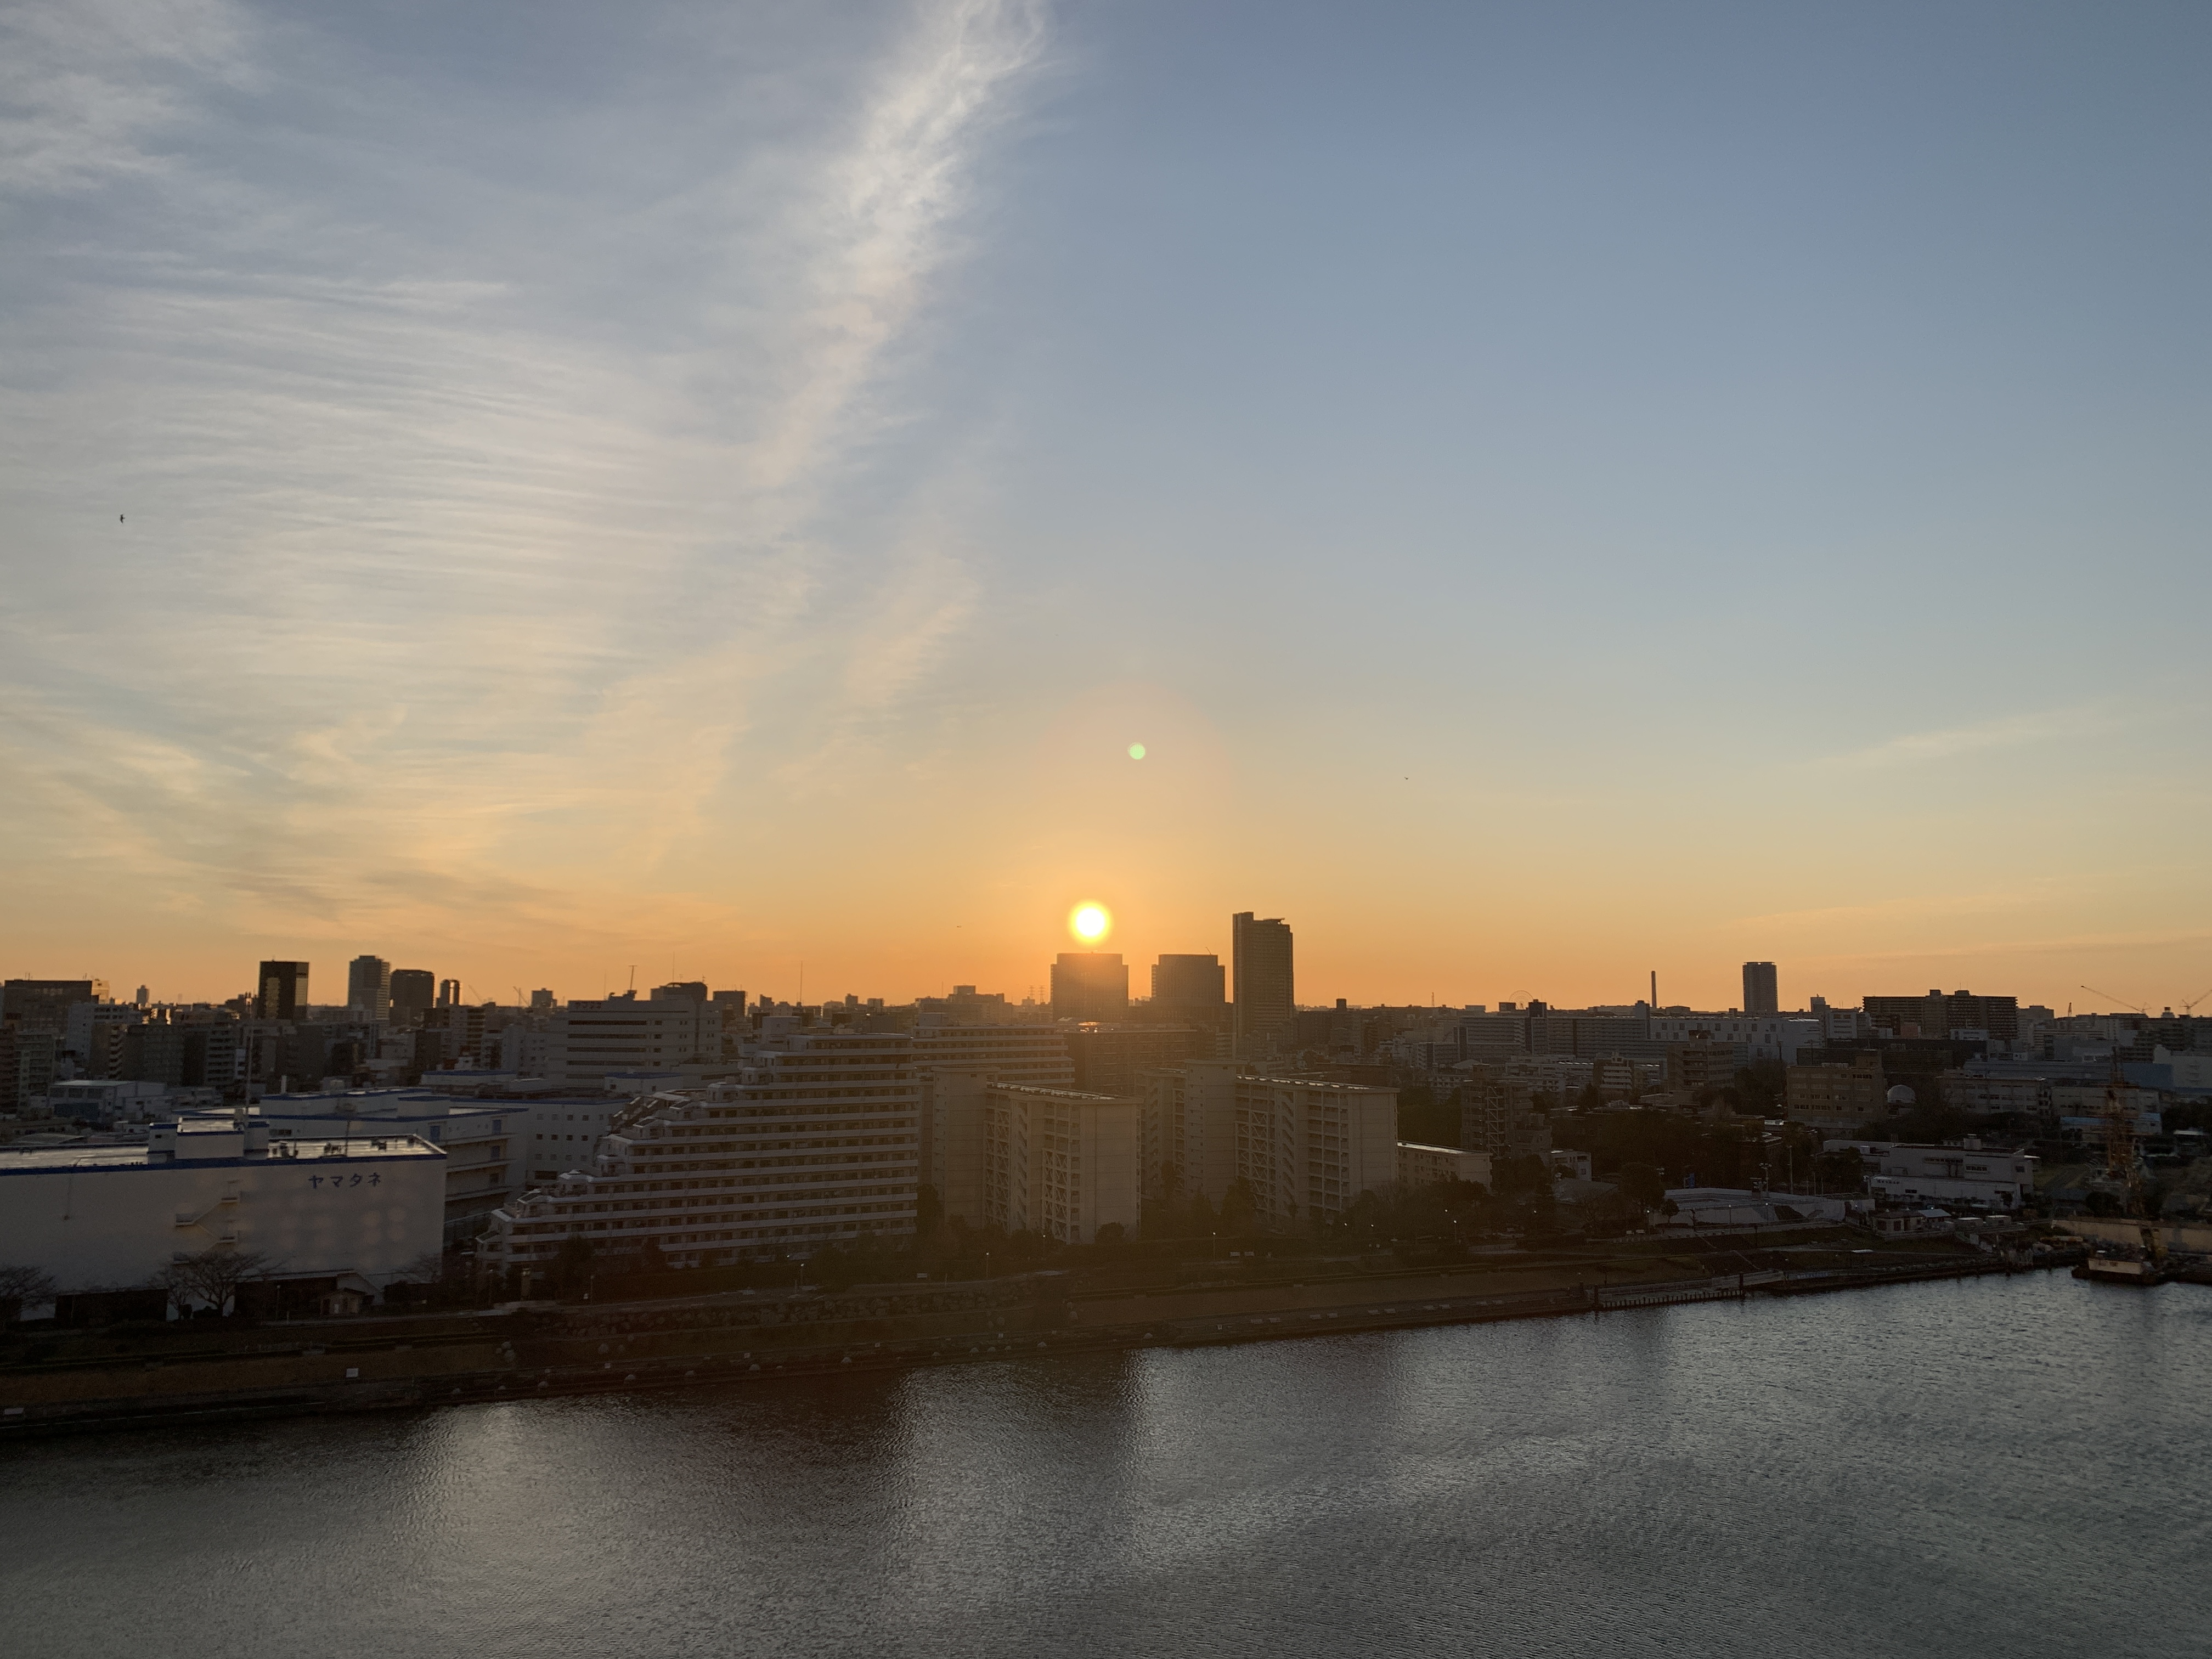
xmin=1151 ymin=954 xmax=1227 ymax=1027
xmin=347 ymin=954 xmax=392 ymax=1019
xmin=1232 ymin=913 xmax=1294 ymax=1058
xmin=255 ymin=961 xmax=309 ymax=1020
xmin=1742 ymin=961 xmax=1779 ymax=1015
xmin=1051 ymin=953 xmax=1128 ymax=1023
xmin=389 ymin=969 xmax=436 ymax=1024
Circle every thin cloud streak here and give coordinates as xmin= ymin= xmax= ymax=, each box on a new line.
xmin=0 ymin=1 xmax=1049 ymax=949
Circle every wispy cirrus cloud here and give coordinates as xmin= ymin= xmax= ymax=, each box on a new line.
xmin=1819 ymin=702 xmax=2122 ymax=769
xmin=0 ymin=0 xmax=1048 ymax=961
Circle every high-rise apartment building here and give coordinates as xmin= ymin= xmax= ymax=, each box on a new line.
xmin=478 ymin=1032 xmax=918 ymax=1272
xmin=924 ymin=1075 xmax=1139 ymax=1245
xmin=390 ymin=969 xmax=437 ymax=1024
xmin=436 ymin=978 xmax=462 ymax=1008
xmin=347 ymin=955 xmax=393 ymax=1020
xmin=1141 ymin=1060 xmax=1396 ymax=1224
xmin=1051 ymin=953 xmax=1128 ymax=1023
xmin=1231 ymin=913 xmax=1295 ymax=1059
xmin=255 ymin=961 xmax=310 ymax=1021
xmin=1742 ymin=961 xmax=1779 ymax=1015
xmin=1151 ymin=954 xmax=1227 ymax=1028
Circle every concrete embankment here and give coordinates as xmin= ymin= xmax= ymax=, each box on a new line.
xmin=0 ymin=1249 xmax=2057 ymax=1437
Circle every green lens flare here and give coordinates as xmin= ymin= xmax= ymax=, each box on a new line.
xmin=1127 ymin=743 xmax=1146 ymax=759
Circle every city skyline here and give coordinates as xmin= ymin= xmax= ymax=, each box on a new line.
xmin=5 ymin=3 xmax=2209 ymax=1018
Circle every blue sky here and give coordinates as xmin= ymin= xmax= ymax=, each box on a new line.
xmin=3 ymin=1 xmax=2208 ymax=1011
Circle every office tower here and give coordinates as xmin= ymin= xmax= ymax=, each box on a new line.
xmin=347 ymin=955 xmax=393 ymax=1020
xmin=390 ymin=969 xmax=437 ymax=1024
xmin=255 ymin=961 xmax=309 ymax=1021
xmin=1742 ymin=961 xmax=1779 ymax=1015
xmin=530 ymin=988 xmax=558 ymax=1012
xmin=437 ymin=978 xmax=462 ymax=1008
xmin=133 ymin=985 xmax=149 ymax=1008
xmin=1051 ymin=953 xmax=1129 ymax=1023
xmin=1151 ymin=954 xmax=1227 ymax=1027
xmin=1231 ymin=913 xmax=1294 ymax=1059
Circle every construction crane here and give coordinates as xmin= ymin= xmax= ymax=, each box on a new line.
xmin=2178 ymin=985 xmax=2212 ymax=1016
xmin=2079 ymin=985 xmax=2148 ymax=1017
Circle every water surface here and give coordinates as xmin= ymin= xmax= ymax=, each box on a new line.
xmin=3 ymin=1272 xmax=2204 ymax=1658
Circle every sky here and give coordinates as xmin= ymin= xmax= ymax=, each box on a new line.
xmin=3 ymin=0 xmax=2210 ymax=1015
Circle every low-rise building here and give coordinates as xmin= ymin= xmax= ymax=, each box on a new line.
xmin=1825 ymin=1139 xmax=2036 ymax=1210
xmin=0 ymin=1115 xmax=444 ymax=1305
xmin=1398 ymin=1142 xmax=1492 ymax=1190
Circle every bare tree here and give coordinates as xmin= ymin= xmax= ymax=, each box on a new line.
xmin=153 ymin=1248 xmax=274 ymax=1317
xmin=0 ymin=1265 xmax=58 ymax=1321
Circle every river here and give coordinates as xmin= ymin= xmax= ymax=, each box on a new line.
xmin=2 ymin=1271 xmax=2205 ymax=1658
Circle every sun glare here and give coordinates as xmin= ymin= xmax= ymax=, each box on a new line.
xmin=1070 ymin=902 xmax=1110 ymax=942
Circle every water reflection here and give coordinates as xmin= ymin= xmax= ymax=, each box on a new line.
xmin=1 ymin=1274 xmax=2206 ymax=1659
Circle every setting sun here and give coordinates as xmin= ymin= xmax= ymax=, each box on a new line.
xmin=1069 ymin=902 xmax=1110 ymax=942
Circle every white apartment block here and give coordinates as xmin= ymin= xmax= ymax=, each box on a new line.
xmin=1140 ymin=1059 xmax=1242 ymax=1204
xmin=1649 ymin=1015 xmax=1822 ymax=1062
xmin=478 ymin=1033 xmax=917 ymax=1272
xmin=926 ymin=1075 xmax=1138 ymax=1245
xmin=0 ymin=1115 xmax=444 ymax=1298
xmin=1233 ymin=1074 xmax=1399 ymax=1225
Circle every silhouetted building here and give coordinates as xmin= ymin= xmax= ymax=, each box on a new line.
xmin=0 ymin=1026 xmax=58 ymax=1113
xmin=1863 ymin=989 xmax=2019 ymax=1041
xmin=1151 ymin=954 xmax=1227 ymax=1028
xmin=1067 ymin=1024 xmax=1204 ymax=1094
xmin=652 ymin=981 xmax=709 ymax=1005
xmin=2 ymin=979 xmax=104 ymax=1031
xmin=437 ymin=978 xmax=462 ymax=1008
xmin=390 ymin=969 xmax=436 ymax=1024
xmin=1232 ymin=913 xmax=1294 ymax=1059
xmin=255 ymin=961 xmax=309 ymax=1021
xmin=1052 ymin=953 xmax=1128 ymax=1023
xmin=1742 ymin=961 xmax=1779 ymax=1015
xmin=347 ymin=955 xmax=392 ymax=1020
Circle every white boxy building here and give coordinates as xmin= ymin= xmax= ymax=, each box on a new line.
xmin=0 ymin=1116 xmax=445 ymax=1305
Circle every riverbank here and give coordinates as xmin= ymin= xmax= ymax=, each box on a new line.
xmin=0 ymin=1232 xmax=2095 ymax=1438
